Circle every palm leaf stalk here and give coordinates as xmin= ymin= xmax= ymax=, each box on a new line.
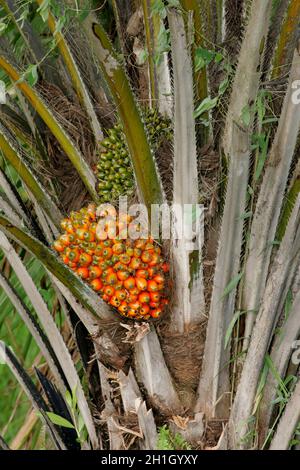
xmin=229 ymin=196 xmax=300 ymax=448
xmin=0 ymin=125 xmax=63 ymax=229
xmin=35 ymin=0 xmax=103 ymax=141
xmin=242 ymin=47 xmax=300 ymax=349
xmin=83 ymin=16 xmax=164 ymax=212
xmin=180 ymin=0 xmax=209 ymax=144
xmin=196 ymin=0 xmax=273 ymax=419
xmin=258 ymin=285 xmax=300 ymax=446
xmin=168 ymin=7 xmax=205 ymax=332
xmin=150 ymin=0 xmax=173 ymax=118
xmin=272 ymin=0 xmax=300 ymax=78
xmin=141 ymin=0 xmax=156 ymax=107
xmin=276 ymin=166 xmax=300 ymax=241
xmin=269 ymin=378 xmax=300 ymax=450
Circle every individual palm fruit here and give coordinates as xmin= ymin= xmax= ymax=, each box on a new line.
xmin=52 ymin=203 xmax=169 ymax=320
xmin=96 ymin=108 xmax=171 ymax=202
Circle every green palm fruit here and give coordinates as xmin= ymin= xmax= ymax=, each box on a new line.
xmin=96 ymin=108 xmax=171 ymax=202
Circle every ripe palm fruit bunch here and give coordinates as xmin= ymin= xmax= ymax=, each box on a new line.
xmin=96 ymin=108 xmax=171 ymax=202
xmin=52 ymin=203 xmax=170 ymax=320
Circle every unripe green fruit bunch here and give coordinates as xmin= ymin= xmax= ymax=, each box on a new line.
xmin=96 ymin=108 xmax=171 ymax=202
xmin=53 ymin=203 xmax=170 ymax=320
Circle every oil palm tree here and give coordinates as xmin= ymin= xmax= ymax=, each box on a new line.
xmin=0 ymin=0 xmax=299 ymax=450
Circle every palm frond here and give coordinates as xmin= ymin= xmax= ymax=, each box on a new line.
xmin=0 ymin=123 xmax=62 ymax=228
xmin=0 ymin=341 xmax=65 ymax=449
xmin=242 ymin=47 xmax=300 ymax=346
xmin=168 ymin=7 xmax=205 ymax=331
xmin=0 ymin=56 xmax=98 ymax=201
xmin=197 ymin=0 xmax=273 ymax=419
xmin=84 ymin=16 xmax=164 ymax=210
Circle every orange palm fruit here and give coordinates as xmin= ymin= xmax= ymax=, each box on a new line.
xmin=147 ymin=267 xmax=158 ymax=278
xmin=116 ymin=290 xmax=127 ymax=301
xmin=79 ymin=253 xmax=92 ymax=267
xmin=127 ymin=294 xmax=137 ymax=303
xmin=62 ymin=255 xmax=69 ymax=264
xmin=60 ymin=234 xmax=71 ymax=246
xmin=77 ymin=267 xmax=89 ymax=279
xmin=68 ymin=261 xmax=77 ymax=269
xmin=76 ymin=228 xmax=86 ymax=240
xmin=126 ymin=247 xmax=134 ymax=257
xmin=134 ymin=239 xmax=146 ymax=250
xmin=54 ymin=205 xmax=169 ymax=320
xmin=110 ymin=295 xmax=121 ymax=308
xmin=129 ymin=257 xmax=141 ymax=270
xmin=90 ymin=278 xmax=103 ymax=291
xmin=119 ymin=253 xmax=131 ymax=265
xmin=150 ymin=292 xmax=161 ymax=302
xmin=141 ymin=250 xmax=153 ymax=264
xmin=106 ymin=272 xmax=118 ymax=285
xmin=136 ymin=269 xmax=148 ymax=279
xmin=83 ymin=231 xmax=95 ymax=242
xmin=114 ymin=281 xmax=123 ymax=290
xmin=89 ymin=266 xmax=102 ymax=279
xmin=133 ymin=247 xmax=142 ymax=257
xmin=98 ymin=260 xmax=108 ymax=271
xmin=147 ymin=280 xmax=158 ymax=292
xmin=153 ymin=274 xmax=165 ymax=284
xmin=149 ymin=252 xmax=160 ymax=266
xmin=94 ymin=245 xmax=103 ymax=256
xmin=136 ymin=277 xmax=148 ymax=291
xmin=102 ymin=267 xmax=114 ymax=277
xmin=144 ymin=242 xmax=154 ymax=251
xmin=65 ymin=223 xmax=75 ymax=234
xmin=53 ymin=240 xmax=65 ymax=252
xmin=84 ymin=242 xmax=96 ymax=255
xmin=124 ymin=277 xmax=136 ymax=290
xmin=151 ymin=308 xmax=162 ymax=318
xmin=112 ymin=242 xmax=125 ymax=254
xmin=103 ymin=285 xmax=115 ymax=297
xmin=138 ymin=292 xmax=150 ymax=303
xmin=118 ymin=302 xmax=128 ymax=315
xmin=117 ymin=270 xmax=130 ymax=281
xmin=128 ymin=301 xmax=140 ymax=311
xmin=102 ymin=247 xmax=113 ymax=259
xmin=129 ymin=287 xmax=140 ymax=296
xmin=127 ymin=308 xmax=137 ymax=317
xmin=140 ymin=304 xmax=150 ymax=315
